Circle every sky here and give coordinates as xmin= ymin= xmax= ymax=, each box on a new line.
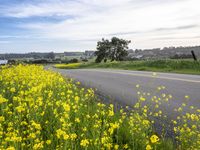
xmin=0 ymin=0 xmax=200 ymax=53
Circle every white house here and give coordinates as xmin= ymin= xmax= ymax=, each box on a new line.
xmin=0 ymin=60 xmax=8 ymax=65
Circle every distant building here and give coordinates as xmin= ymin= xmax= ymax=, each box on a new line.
xmin=84 ymin=51 xmax=95 ymax=57
xmin=64 ymin=52 xmax=84 ymax=56
xmin=131 ymin=55 xmax=143 ymax=59
xmin=0 ymin=60 xmax=8 ymax=65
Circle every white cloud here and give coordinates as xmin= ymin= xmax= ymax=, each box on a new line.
xmin=0 ymin=41 xmax=10 ymax=44
xmin=3 ymin=1 xmax=85 ymax=18
xmin=1 ymin=0 xmax=200 ymax=50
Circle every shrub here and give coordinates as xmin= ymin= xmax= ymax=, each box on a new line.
xmin=69 ymin=58 xmax=79 ymax=63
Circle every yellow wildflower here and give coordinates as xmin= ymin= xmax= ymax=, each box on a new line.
xmin=75 ymin=118 xmax=80 ymax=123
xmin=46 ymin=140 xmax=51 ymax=145
xmin=80 ymin=139 xmax=89 ymax=147
xmin=150 ymin=135 xmax=159 ymax=143
xmin=10 ymin=87 xmax=16 ymax=93
xmin=146 ymin=144 xmax=152 ymax=150
xmin=123 ymin=144 xmax=128 ymax=149
xmin=114 ymin=144 xmax=119 ymax=150
xmin=140 ymin=97 xmax=146 ymax=101
xmin=6 ymin=147 xmax=15 ymax=150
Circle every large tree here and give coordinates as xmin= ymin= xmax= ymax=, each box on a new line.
xmin=95 ymin=37 xmax=131 ymax=63
xmin=95 ymin=38 xmax=111 ymax=63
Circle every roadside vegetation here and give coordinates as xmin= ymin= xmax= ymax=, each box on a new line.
xmin=54 ymin=37 xmax=200 ymax=75
xmin=0 ymin=64 xmax=200 ymax=149
xmin=54 ymin=59 xmax=200 ymax=75
xmin=54 ymin=63 xmax=82 ymax=69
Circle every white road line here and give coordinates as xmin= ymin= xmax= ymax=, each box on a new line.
xmin=81 ymin=69 xmax=200 ymax=83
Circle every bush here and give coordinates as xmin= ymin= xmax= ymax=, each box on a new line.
xmin=69 ymin=58 xmax=79 ymax=63
xmin=82 ymin=59 xmax=88 ymax=62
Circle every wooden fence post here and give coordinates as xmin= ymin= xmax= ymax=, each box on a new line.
xmin=191 ymin=50 xmax=197 ymax=61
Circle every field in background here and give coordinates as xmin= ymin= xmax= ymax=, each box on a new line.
xmin=54 ymin=59 xmax=200 ymax=75
xmin=54 ymin=63 xmax=82 ymax=69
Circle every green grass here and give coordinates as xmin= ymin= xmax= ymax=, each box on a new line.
xmin=56 ymin=59 xmax=200 ymax=75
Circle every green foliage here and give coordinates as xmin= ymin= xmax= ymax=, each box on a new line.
xmin=95 ymin=37 xmax=131 ymax=63
xmin=72 ymin=60 xmax=200 ymax=75
xmin=68 ymin=58 xmax=79 ymax=63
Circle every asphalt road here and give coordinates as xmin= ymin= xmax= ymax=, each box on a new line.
xmin=55 ymin=68 xmax=200 ymax=109
xmin=52 ymin=68 xmax=200 ymax=136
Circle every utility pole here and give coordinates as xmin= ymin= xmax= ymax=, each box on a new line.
xmin=191 ymin=50 xmax=197 ymax=61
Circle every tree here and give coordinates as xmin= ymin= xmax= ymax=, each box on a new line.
xmin=46 ymin=52 xmax=55 ymax=60
xmin=95 ymin=38 xmax=111 ymax=63
xmin=95 ymin=37 xmax=131 ymax=63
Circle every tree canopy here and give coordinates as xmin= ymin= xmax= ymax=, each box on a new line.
xmin=95 ymin=37 xmax=131 ymax=63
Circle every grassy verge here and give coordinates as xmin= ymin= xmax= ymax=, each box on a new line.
xmin=54 ymin=60 xmax=200 ymax=75
xmin=54 ymin=63 xmax=82 ymax=69
xmin=0 ymin=65 xmax=200 ymax=150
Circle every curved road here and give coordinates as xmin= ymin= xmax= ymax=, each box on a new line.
xmin=55 ymin=68 xmax=200 ymax=109
xmin=52 ymin=68 xmax=200 ymax=136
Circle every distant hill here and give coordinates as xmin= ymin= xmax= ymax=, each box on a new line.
xmin=0 ymin=46 xmax=199 ymax=60
xmin=129 ymin=46 xmax=200 ymax=59
xmin=64 ymin=52 xmax=84 ymax=56
xmin=0 ymin=52 xmax=55 ymax=60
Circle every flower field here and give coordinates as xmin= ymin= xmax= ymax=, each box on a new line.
xmin=54 ymin=63 xmax=82 ymax=69
xmin=0 ymin=65 xmax=200 ymax=150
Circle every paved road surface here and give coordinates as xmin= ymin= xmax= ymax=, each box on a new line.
xmin=55 ymin=68 xmax=200 ymax=109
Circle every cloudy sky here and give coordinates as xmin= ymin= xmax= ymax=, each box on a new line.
xmin=0 ymin=0 xmax=200 ymax=53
